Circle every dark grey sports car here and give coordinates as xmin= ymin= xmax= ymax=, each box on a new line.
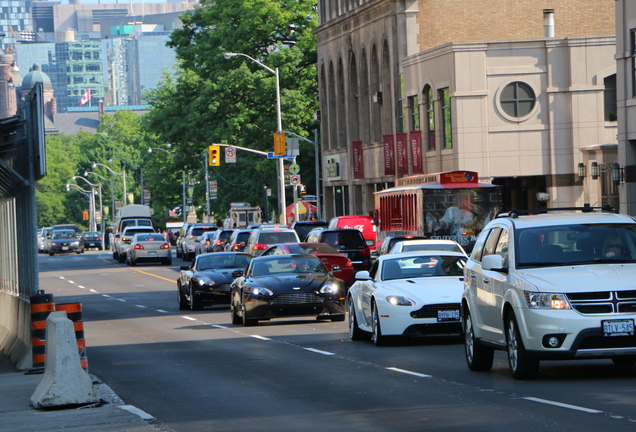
xmin=230 ymin=254 xmax=346 ymax=326
xmin=178 ymin=252 xmax=252 ymax=310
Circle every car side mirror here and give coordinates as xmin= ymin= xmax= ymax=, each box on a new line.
xmin=482 ymin=254 xmax=508 ymax=274
xmin=232 ymin=269 xmax=244 ymax=278
xmin=180 ymin=265 xmax=189 ymax=271
xmin=355 ymin=271 xmax=371 ymax=281
xmin=331 ymin=265 xmax=341 ymax=272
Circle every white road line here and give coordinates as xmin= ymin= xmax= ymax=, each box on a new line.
xmin=59 ymin=277 xmax=65 ymax=280
xmin=114 ymin=298 xmax=126 ymax=302
xmin=211 ymin=324 xmax=227 ymax=329
xmin=102 ymin=294 xmax=111 ymax=298
xmin=89 ymin=289 xmax=98 ymax=293
xmin=304 ymin=348 xmax=335 ymax=356
xmin=68 ymin=280 xmax=75 ymax=284
xmin=385 ymin=367 xmax=432 ymax=378
xmin=182 ymin=316 xmax=197 ymax=321
xmin=523 ymin=397 xmax=603 ymax=414
xmin=78 ymin=285 xmax=85 ymax=289
xmin=251 ymin=335 xmax=271 ymax=341
xmin=118 ymin=404 xmax=155 ymax=420
xmin=156 ymin=309 xmax=169 ymax=314
xmin=135 ymin=305 xmax=147 ymax=309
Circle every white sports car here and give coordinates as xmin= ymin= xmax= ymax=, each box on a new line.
xmin=347 ymin=251 xmax=467 ymax=345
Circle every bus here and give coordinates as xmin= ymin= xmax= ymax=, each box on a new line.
xmin=374 ymin=171 xmax=502 ymax=252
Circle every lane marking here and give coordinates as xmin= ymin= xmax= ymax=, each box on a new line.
xmin=251 ymin=335 xmax=271 ymax=341
xmin=118 ymin=404 xmax=155 ymax=420
xmin=385 ymin=367 xmax=432 ymax=378
xmin=182 ymin=316 xmax=197 ymax=321
xmin=135 ymin=305 xmax=147 ymax=309
xmin=59 ymin=277 xmax=66 ymax=280
xmin=68 ymin=280 xmax=75 ymax=284
xmin=135 ymin=270 xmax=175 ymax=283
xmin=304 ymin=347 xmax=335 ymax=356
xmin=90 ymin=289 xmax=98 ymax=293
xmin=114 ymin=298 xmax=126 ymax=302
xmin=102 ymin=294 xmax=111 ymax=298
xmin=211 ymin=324 xmax=227 ymax=329
xmin=78 ymin=285 xmax=85 ymax=289
xmin=522 ymin=397 xmax=602 ymax=414
xmin=156 ymin=309 xmax=169 ymax=314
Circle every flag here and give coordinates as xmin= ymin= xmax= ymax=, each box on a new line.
xmin=79 ymin=89 xmax=90 ymax=106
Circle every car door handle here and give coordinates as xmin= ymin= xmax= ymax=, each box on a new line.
xmin=483 ymin=278 xmax=490 ymax=284
xmin=469 ymin=272 xmax=476 ymax=278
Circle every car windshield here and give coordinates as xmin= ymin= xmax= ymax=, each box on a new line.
xmin=381 ymin=255 xmax=467 ymax=281
xmin=397 ymin=243 xmax=462 ymax=253
xmin=251 ymin=257 xmax=327 ymax=276
xmin=294 ymin=223 xmax=328 ymax=240
xmin=52 ymin=231 xmax=75 ymax=239
xmin=258 ymin=231 xmax=298 ymax=244
xmin=322 ymin=231 xmax=365 ymax=248
xmin=288 ymin=244 xmax=339 ymax=254
xmin=197 ymin=254 xmax=252 ymax=270
xmin=137 ymin=234 xmax=165 ymax=242
xmin=515 ymin=223 xmax=636 ymax=268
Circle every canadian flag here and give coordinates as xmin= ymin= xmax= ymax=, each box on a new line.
xmin=79 ymin=89 xmax=90 ymax=106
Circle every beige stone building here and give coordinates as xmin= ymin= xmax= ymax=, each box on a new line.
xmin=315 ymin=0 xmax=616 ymax=217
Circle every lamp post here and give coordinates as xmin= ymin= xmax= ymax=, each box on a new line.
xmin=224 ymin=52 xmax=287 ymax=225
xmin=92 ymin=162 xmax=126 ymax=207
xmin=66 ymin=182 xmax=95 ymax=231
xmin=72 ymin=176 xmax=102 ymax=233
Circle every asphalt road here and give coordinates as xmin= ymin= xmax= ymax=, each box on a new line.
xmin=38 ymin=250 xmax=636 ymax=432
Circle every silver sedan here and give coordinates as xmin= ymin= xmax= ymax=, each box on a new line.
xmin=126 ymin=233 xmax=172 ymax=266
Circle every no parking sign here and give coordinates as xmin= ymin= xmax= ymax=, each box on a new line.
xmin=225 ymin=146 xmax=236 ymax=163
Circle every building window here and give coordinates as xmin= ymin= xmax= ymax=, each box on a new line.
xmin=631 ymin=29 xmax=636 ymax=98
xmin=439 ymin=88 xmax=452 ymax=149
xmin=397 ymin=74 xmax=406 ymax=133
xmin=408 ymin=96 xmax=420 ymax=131
xmin=500 ymin=81 xmax=536 ymax=118
xmin=425 ymin=86 xmax=435 ymax=151
xmin=604 ymin=74 xmax=617 ymax=121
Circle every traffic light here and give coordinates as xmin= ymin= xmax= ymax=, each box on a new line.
xmin=273 ymin=132 xmax=286 ymax=156
xmin=208 ymin=145 xmax=221 ymax=166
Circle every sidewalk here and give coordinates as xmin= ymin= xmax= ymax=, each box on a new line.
xmin=0 ymin=354 xmax=162 ymax=432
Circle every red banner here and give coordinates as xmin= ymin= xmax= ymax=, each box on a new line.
xmin=352 ymin=141 xmax=364 ymax=179
xmin=383 ymin=135 xmax=395 ymax=176
xmin=410 ymin=131 xmax=423 ymax=174
xmin=396 ymin=133 xmax=408 ymax=176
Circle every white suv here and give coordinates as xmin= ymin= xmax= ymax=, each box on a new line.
xmin=462 ymin=207 xmax=636 ymax=379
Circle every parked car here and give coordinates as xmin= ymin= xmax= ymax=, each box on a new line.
xmin=46 ymin=229 xmax=85 ymax=255
xmin=126 ymin=232 xmax=172 ymax=266
xmin=290 ymin=220 xmax=329 ymax=242
xmin=348 ymin=251 xmax=467 ymax=345
xmin=261 ymin=243 xmax=355 ymax=286
xmin=229 ymin=254 xmax=346 ymax=326
xmin=180 ymin=224 xmax=218 ymax=261
xmin=178 ymin=252 xmax=253 ymax=310
xmin=81 ymin=231 xmax=103 ymax=250
xmin=243 ymin=226 xmax=300 ymax=257
xmin=462 ymin=207 xmax=636 ymax=380
xmin=388 ymin=239 xmax=467 ymax=255
xmin=224 ymin=229 xmax=253 ymax=252
xmin=38 ymin=227 xmax=52 ymax=253
xmin=376 ymin=236 xmax=428 ymax=256
xmin=113 ymin=226 xmax=155 ymax=263
xmin=305 ymin=228 xmax=372 ymax=273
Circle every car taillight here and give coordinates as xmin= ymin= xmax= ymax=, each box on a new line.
xmin=97 ymin=237 xmax=102 ymax=241
xmin=204 ymin=240 xmax=211 ymax=245
xmin=358 ymin=247 xmax=370 ymax=256
xmin=345 ymin=259 xmax=353 ymax=267
xmin=232 ymin=244 xmax=241 ymax=250
xmin=189 ymin=235 xmax=194 ymax=239
xmin=134 ymin=244 xmax=144 ymax=250
xmin=215 ymin=240 xmax=223 ymax=246
xmin=160 ymin=243 xmax=170 ymax=249
xmin=254 ymin=244 xmax=268 ymax=250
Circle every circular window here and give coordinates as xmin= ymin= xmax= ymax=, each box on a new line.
xmin=499 ymin=81 xmax=536 ymax=118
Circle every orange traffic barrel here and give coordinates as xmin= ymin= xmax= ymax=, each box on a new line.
xmin=55 ymin=302 xmax=88 ymax=371
xmin=30 ymin=290 xmax=55 ymax=371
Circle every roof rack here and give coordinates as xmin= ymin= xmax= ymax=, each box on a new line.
xmin=495 ymin=204 xmax=617 ymax=219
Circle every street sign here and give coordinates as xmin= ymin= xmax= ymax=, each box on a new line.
xmin=301 ymin=195 xmax=317 ymax=202
xmin=290 ymin=174 xmax=301 ymax=186
xmin=225 ymin=147 xmax=236 ymax=163
xmin=289 ymin=163 xmax=300 ymax=174
xmin=267 ymin=152 xmax=294 ymax=159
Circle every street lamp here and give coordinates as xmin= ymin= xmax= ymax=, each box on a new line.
xmin=72 ymin=176 xmax=102 ymax=233
xmin=66 ymin=182 xmax=95 ymax=232
xmin=224 ymin=52 xmax=287 ymax=225
xmin=92 ymin=162 xmax=126 ymax=206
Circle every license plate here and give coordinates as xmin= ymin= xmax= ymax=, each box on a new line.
xmin=62 ymin=247 xmax=69 ymax=251
xmin=148 ymin=251 xmax=157 ymax=256
xmin=603 ymin=319 xmax=635 ymax=337
xmin=437 ymin=310 xmax=460 ymax=322
xmin=87 ymin=243 xmax=96 ymax=247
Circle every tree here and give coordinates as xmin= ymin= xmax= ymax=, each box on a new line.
xmin=143 ymin=0 xmax=319 ymax=222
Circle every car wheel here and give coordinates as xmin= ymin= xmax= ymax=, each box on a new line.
xmin=49 ymin=252 xmax=54 ymax=256
xmin=129 ymin=257 xmax=136 ymax=266
xmin=506 ymin=312 xmax=539 ymax=380
xmin=612 ymin=356 xmax=636 ymax=367
xmin=348 ymin=296 xmax=370 ymax=341
xmin=231 ymin=295 xmax=242 ymax=325
xmin=163 ymin=258 xmax=172 ymax=266
xmin=176 ymin=246 xmax=182 ymax=258
xmin=189 ymin=285 xmax=203 ymax=311
xmin=464 ymin=308 xmax=494 ymax=371
xmin=177 ymin=284 xmax=188 ymax=310
xmin=371 ymin=300 xmax=387 ymax=346
xmin=241 ymin=304 xmax=257 ymax=326
xmin=118 ymin=253 xmax=126 ymax=263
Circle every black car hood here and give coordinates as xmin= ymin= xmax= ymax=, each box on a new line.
xmin=250 ymin=273 xmax=330 ymax=293
xmin=198 ymin=268 xmax=242 ymax=284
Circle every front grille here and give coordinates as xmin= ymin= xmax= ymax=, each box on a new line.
xmin=410 ymin=303 xmax=460 ymax=319
xmin=270 ymin=293 xmax=324 ymax=305
xmin=568 ymin=290 xmax=636 ymax=315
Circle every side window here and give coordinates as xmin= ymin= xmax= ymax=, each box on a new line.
xmin=471 ymin=229 xmax=490 ymax=261
xmin=482 ymin=228 xmax=502 ymax=258
xmin=369 ymin=260 xmax=380 ymax=280
xmin=494 ymin=228 xmax=509 ymax=267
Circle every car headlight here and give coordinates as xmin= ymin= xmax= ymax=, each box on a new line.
xmin=319 ymin=282 xmax=340 ymax=295
xmin=198 ymin=278 xmax=215 ymax=287
xmin=524 ymin=292 xmax=570 ymax=309
xmin=250 ymin=287 xmax=273 ymax=297
xmin=71 ymin=241 xmax=80 ymax=246
xmin=386 ymin=295 xmax=416 ymax=306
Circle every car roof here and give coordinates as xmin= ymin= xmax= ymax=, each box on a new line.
xmin=377 ymin=250 xmax=468 ymax=261
xmin=499 ymin=212 xmax=634 ymax=229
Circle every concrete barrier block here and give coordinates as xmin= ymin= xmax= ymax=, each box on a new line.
xmin=30 ymin=312 xmax=97 ymax=408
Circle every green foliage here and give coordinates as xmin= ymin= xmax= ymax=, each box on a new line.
xmin=144 ymin=0 xmax=319 ymax=221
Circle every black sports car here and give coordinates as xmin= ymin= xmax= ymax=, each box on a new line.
xmin=230 ymin=254 xmax=346 ymax=326
xmin=178 ymin=252 xmax=252 ymax=310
